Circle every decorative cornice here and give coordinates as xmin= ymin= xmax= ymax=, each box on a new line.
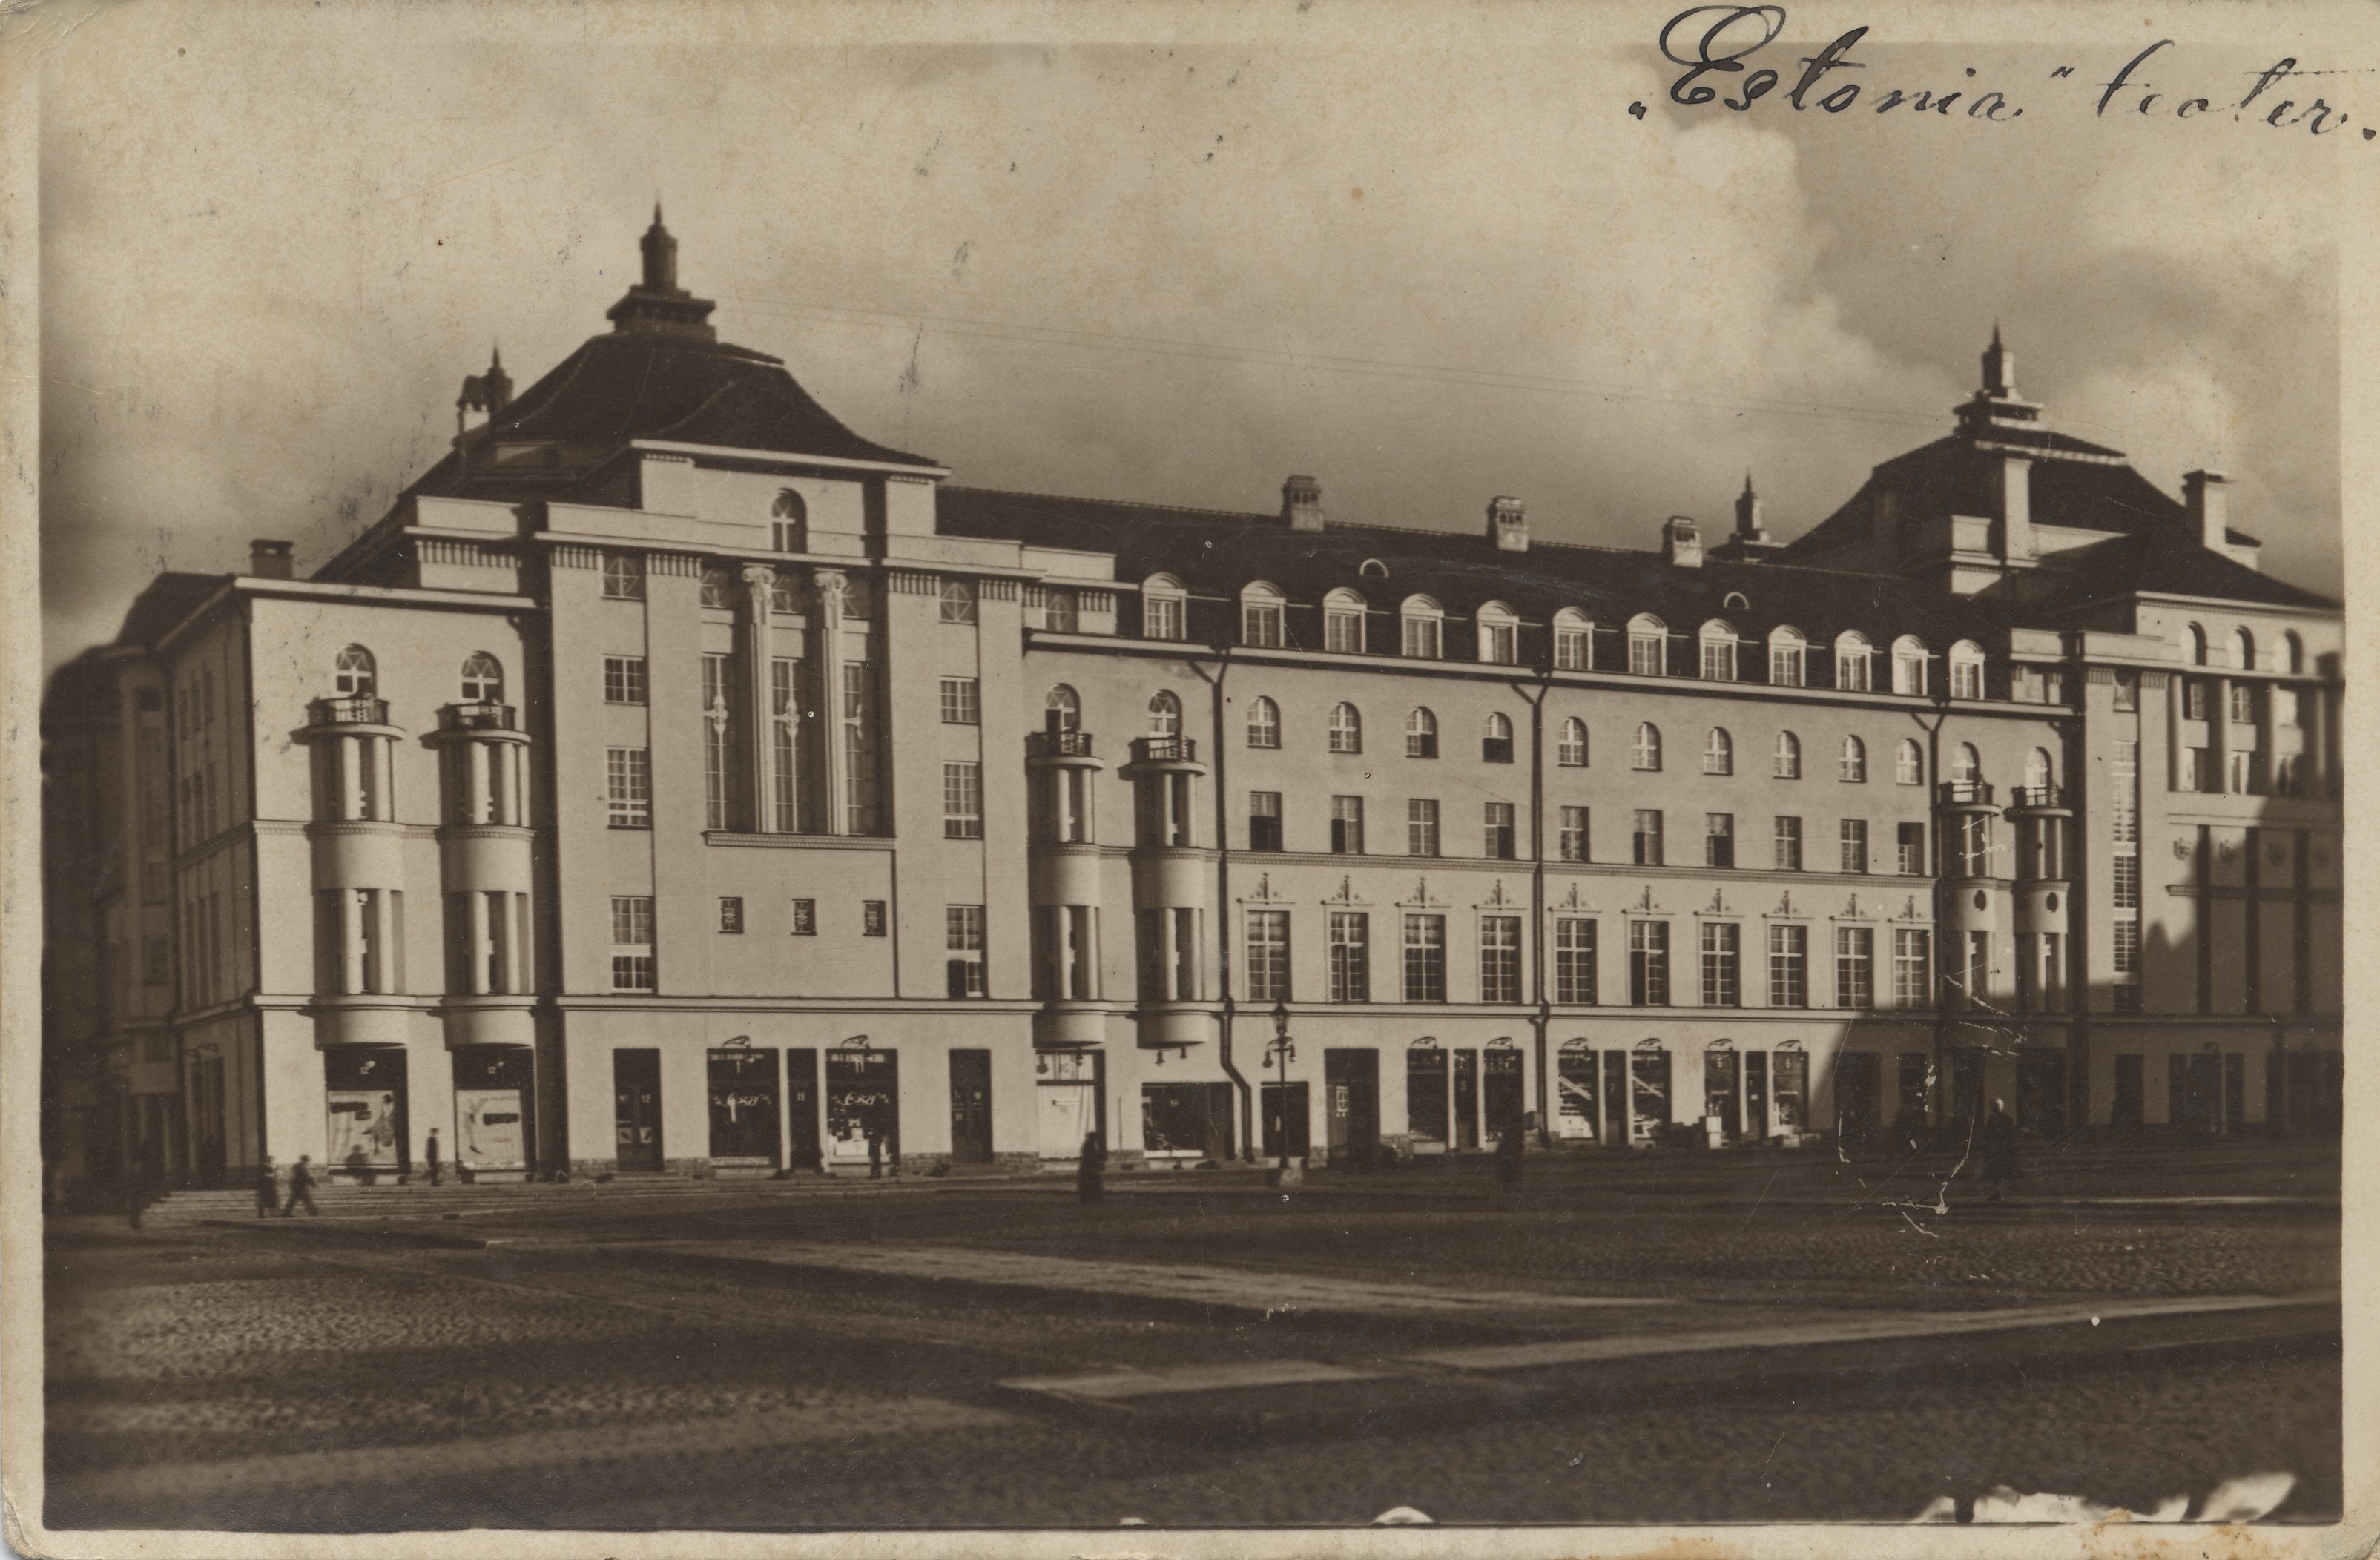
xmin=550 ymin=545 xmax=599 ymax=570
xmin=980 ymin=578 xmax=1019 ymax=601
xmin=888 ymin=571 xmax=937 ymax=595
xmin=647 ymin=552 xmax=700 ymax=578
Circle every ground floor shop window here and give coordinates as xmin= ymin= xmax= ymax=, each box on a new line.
xmin=1037 ymin=1049 xmax=1101 ymax=1158
xmin=452 ymin=1045 xmax=533 ymax=1171
xmin=1771 ymin=1048 xmax=1808 ymax=1137
xmin=1629 ymin=1047 xmax=1671 ymax=1145
xmin=708 ymin=1047 xmax=782 ymax=1168
xmin=1555 ymin=1042 xmax=1598 ymax=1140
xmin=1704 ymin=1047 xmax=1741 ymax=1142
xmin=1483 ymin=1048 xmax=1525 ymax=1142
xmin=826 ymin=1049 xmax=898 ymax=1166
xmin=1834 ymin=1051 xmax=1881 ymax=1144
xmin=324 ymin=1045 xmax=407 ymax=1177
xmin=1142 ymin=1082 xmax=1232 ymax=1158
xmin=1406 ymin=1047 xmax=1448 ymax=1145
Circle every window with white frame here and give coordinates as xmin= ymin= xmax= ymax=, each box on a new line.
xmin=1141 ymin=576 xmax=1187 ymax=641
xmin=1839 ymin=818 xmax=1868 ymax=873
xmin=1480 ymin=916 xmax=1523 ymax=1002
xmin=940 ymin=677 xmax=980 ymax=725
xmin=939 ymin=579 xmax=978 ymax=624
xmin=1558 ymin=804 xmax=1589 ymax=862
xmin=770 ymin=489 xmax=807 ymax=553
xmin=1701 ymin=922 xmax=1741 ymax=1007
xmin=700 ymin=563 xmax=736 ymax=610
xmin=1554 ymin=917 xmax=1597 ymax=1003
xmin=1774 ymin=730 xmax=1801 ymax=779
xmin=1246 ymin=696 xmax=1282 ymax=749
xmin=1328 ymin=911 xmax=1370 ymax=1002
xmin=1401 ymin=597 xmax=1443 ymax=659
xmin=1552 ymin=609 xmax=1592 ymax=670
xmin=1328 ymin=702 xmax=1362 ymax=754
xmin=1402 ymin=914 xmax=1447 ymax=1002
xmin=1627 ymin=615 xmax=1667 ymax=676
xmin=1241 ymin=583 xmax=1285 ymax=647
xmin=1330 ymin=795 xmax=1365 ymax=854
xmin=1834 ymin=631 xmax=1873 ymax=691
xmin=1951 ymin=743 xmax=1981 ymax=784
xmin=1405 ymin=707 xmax=1438 ymax=758
xmin=601 ymin=553 xmax=645 ymax=601
xmin=943 ymin=763 xmax=983 ymax=839
xmin=1407 ymin=798 xmax=1440 ymax=856
xmin=1773 ymin=814 xmax=1802 ymax=870
xmin=1323 ymin=589 xmax=1367 ymax=653
xmin=1041 ymin=588 xmax=1077 ymax=633
xmin=946 ymin=905 xmax=988 ymax=997
xmin=1557 ymin=717 xmax=1588 ymax=767
xmin=334 ymin=644 xmax=376 ymax=697
xmin=1768 ymin=627 xmax=1806 ymax=687
xmin=1768 ymin=924 xmax=1807 ymax=1008
xmin=610 ymin=896 xmax=656 ymax=991
xmin=1699 ymin=621 xmax=1738 ymax=681
xmin=1482 ymin=711 xmax=1514 ymax=763
xmin=459 ymin=652 xmax=502 ymax=703
xmin=1839 ymin=735 xmax=1867 ymax=783
xmin=1896 ymin=739 xmax=1924 ymax=786
xmin=1835 ymin=925 xmax=1874 ymax=1008
xmin=1633 ymin=722 xmax=1662 ymax=771
xmin=1891 ymin=635 xmax=1928 ymax=695
xmin=603 ymin=655 xmax=647 ymax=705
xmin=1245 ymin=910 xmax=1290 ymax=1001
xmin=606 ymin=748 xmax=651 ymax=828
xmin=1949 ymin=641 xmax=1985 ymax=700
xmin=1477 ymin=602 xmax=1519 ymax=665
xmin=1704 ymin=727 xmax=1733 ymax=776
xmin=1149 ymin=690 xmax=1183 ymax=736
xmin=1893 ymin=929 xmax=1931 ymax=1008
xmin=1046 ymin=684 xmax=1081 ymax=732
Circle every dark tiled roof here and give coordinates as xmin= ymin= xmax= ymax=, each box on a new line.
xmin=114 ymin=572 xmax=229 ymax=649
xmin=2025 ymin=531 xmax=2336 ymax=613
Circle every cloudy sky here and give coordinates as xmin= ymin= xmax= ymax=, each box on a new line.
xmin=35 ymin=1 xmax=2358 ymax=667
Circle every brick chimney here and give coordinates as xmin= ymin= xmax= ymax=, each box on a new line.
xmin=1486 ymin=495 xmax=1528 ymax=552
xmin=2183 ymin=469 xmax=2228 ymax=552
xmin=1281 ymin=475 xmax=1325 ymax=532
xmin=248 ymin=539 xmax=294 ymax=580
xmin=1662 ymin=515 xmax=1703 ymax=569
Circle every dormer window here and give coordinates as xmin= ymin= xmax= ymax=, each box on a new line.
xmin=1141 ymin=575 xmax=1187 ymax=641
xmin=1767 ymin=627 xmax=1806 ymax=687
xmin=1949 ymin=640 xmax=1986 ymax=700
xmin=771 ymin=489 xmax=807 ymax=553
xmin=1833 ymin=631 xmax=1873 ymax=692
xmin=1240 ymin=582 xmax=1286 ymax=647
xmin=1698 ymin=621 xmax=1738 ymax=681
xmin=1476 ymin=601 xmax=1519 ymax=665
xmin=1626 ymin=615 xmax=1667 ymax=677
xmin=1891 ymin=635 xmax=1928 ymax=695
xmin=1400 ymin=597 xmax=1444 ymax=660
xmin=1324 ymin=589 xmax=1367 ymax=654
xmin=1552 ymin=609 xmax=1592 ymax=671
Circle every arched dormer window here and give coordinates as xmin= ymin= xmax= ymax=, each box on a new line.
xmin=1951 ymin=743 xmax=1982 ymax=784
xmin=2283 ymin=631 xmax=2304 ymax=675
xmin=1839 ymin=735 xmax=1867 ymax=783
xmin=1400 ymin=596 xmax=1444 ymax=659
xmin=1405 ymin=707 xmax=1438 ymax=758
xmin=2186 ymin=623 xmax=2209 ymax=666
xmin=2025 ymin=747 xmax=2054 ymax=791
xmin=1046 ymin=685 xmax=1081 ymax=732
xmin=1240 ymin=581 xmax=1285 ymax=647
xmin=1328 ymin=702 xmax=1362 ymax=754
xmin=1703 ymin=727 xmax=1733 ymax=775
xmin=1767 ymin=626 xmax=1806 ymax=687
xmin=1246 ymin=695 xmax=1281 ymax=749
xmin=1149 ymin=690 xmax=1183 ymax=737
xmin=1476 ymin=601 xmax=1519 ymax=665
xmin=1948 ymin=640 xmax=1986 ymax=700
xmin=1552 ymin=608 xmax=1593 ymax=670
xmin=458 ymin=652 xmax=502 ymax=704
xmin=1626 ymin=615 xmax=1667 ymax=676
xmin=1896 ymin=738 xmax=1924 ymax=786
xmin=2232 ymin=627 xmax=2255 ymax=671
xmin=1833 ymin=630 xmax=1873 ymax=692
xmin=939 ymin=578 xmax=977 ymax=624
xmin=1557 ymin=717 xmax=1588 ymax=767
xmin=771 ymin=489 xmax=808 ymax=553
xmin=334 ymin=644 xmax=376 ymax=698
xmin=1141 ymin=575 xmax=1187 ymax=642
xmin=1774 ymin=730 xmax=1802 ymax=779
xmin=1482 ymin=711 xmax=1514 ymax=763
xmin=1698 ymin=620 xmax=1738 ymax=681
xmin=1632 ymin=722 xmax=1661 ymax=771
xmin=1323 ymin=588 xmax=1367 ymax=654
xmin=1891 ymin=635 xmax=1928 ymax=695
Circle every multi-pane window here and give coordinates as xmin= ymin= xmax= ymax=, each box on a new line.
xmin=2112 ymin=919 xmax=2140 ymax=978
xmin=2183 ymin=679 xmax=2210 ymax=721
xmin=1325 ymin=599 xmax=1365 ymax=653
xmin=940 ymin=677 xmax=980 ymax=725
xmin=701 ymin=564 xmax=736 ymax=609
xmin=946 ymin=905 xmax=987 ymax=997
xmin=1330 ymin=795 xmax=1365 ymax=854
xmin=843 ymin=662 xmax=880 ymax=833
xmin=939 ymin=580 xmax=977 ymax=624
xmin=1835 ymin=636 xmax=1873 ymax=691
xmin=1774 ymin=816 xmax=1802 ymax=870
xmin=1479 ymin=617 xmax=1518 ymax=666
xmin=1328 ymin=703 xmax=1362 ymax=753
xmin=1554 ymin=621 xmax=1592 ymax=670
xmin=770 ymin=491 xmax=806 ymax=553
xmin=1950 ymin=649 xmax=1985 ymax=701
xmin=2112 ymin=854 xmax=2140 ymax=908
xmin=1769 ymin=635 xmax=1805 ymax=686
xmin=1628 ymin=621 xmax=1666 ymax=676
xmin=1558 ymin=805 xmax=1589 ymax=862
xmin=943 ymin=763 xmax=984 ymax=839
xmin=1705 ymin=813 xmax=1734 ymax=868
xmin=1768 ymin=924 xmax=1808 ymax=1008
xmin=603 ymin=655 xmax=647 ymax=705
xmin=1897 ymin=822 xmax=1925 ymax=875
xmin=1242 ymin=592 xmax=1285 ymax=647
xmin=1893 ymin=928 xmax=1931 ymax=1008
xmin=1633 ymin=809 xmax=1664 ymax=866
xmin=1405 ymin=708 xmax=1438 ymax=758
xmin=605 ymin=747 xmax=651 ymax=828
xmin=863 ymin=900 xmax=889 ymax=936
xmin=702 ymin=653 xmax=736 ymax=831
xmin=1041 ymin=589 xmax=1077 ymax=632
xmin=2181 ymin=747 xmax=2212 ymax=793
xmin=1554 ymin=918 xmax=1598 ymax=1004
xmin=1627 ymin=920 xmax=1670 ymax=1006
xmin=602 ymin=552 xmax=646 ymax=600
xmin=1402 ymin=914 xmax=1446 ymax=1002
xmin=459 ymin=652 xmax=503 ymax=703
xmin=1402 ymin=609 xmax=1443 ymax=660
xmin=1839 ymin=819 xmax=1868 ymax=874
xmin=1480 ymin=916 xmax=1523 ymax=1002
xmin=610 ymin=896 xmax=655 ymax=991
xmin=719 ymin=897 xmax=745 ymax=934
xmin=1245 ymin=910 xmax=1291 ymax=1001
xmin=1328 ymin=912 xmax=1370 ymax=1002
xmin=1149 ymin=690 xmax=1183 ymax=736
xmin=1482 ymin=712 xmax=1514 ymax=763
xmin=1701 ymin=634 xmax=1737 ymax=681
xmin=1143 ymin=589 xmax=1185 ymax=641
xmin=1896 ymin=739 xmax=1923 ymax=786
xmin=1700 ymin=922 xmax=1741 ymax=1006
xmin=1247 ymin=697 xmax=1282 ymax=749
xmin=1483 ymin=802 xmax=1517 ymax=860
xmin=1632 ymin=724 xmax=1661 ymax=770
xmin=1774 ymin=730 xmax=1801 ymax=779
xmin=1703 ymin=727 xmax=1733 ymax=776
xmin=1834 ymin=926 xmax=1874 ymax=1008
xmin=771 ymin=658 xmax=802 ymax=833
xmin=1248 ymin=790 xmax=1283 ymax=852
xmin=1839 ymin=736 xmax=1866 ymax=782
xmin=1557 ymin=718 xmax=1588 ymax=767
xmin=790 ymin=899 xmax=817 ymax=936
xmin=1408 ymin=799 xmax=1440 ymax=856
xmin=1893 ymin=640 xmax=1928 ymax=695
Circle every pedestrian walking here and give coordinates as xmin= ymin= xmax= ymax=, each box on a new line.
xmin=283 ymin=1154 xmax=320 ymax=1217
xmin=1979 ymin=1097 xmax=2023 ymax=1203
xmin=424 ymin=1129 xmax=443 ymax=1186
xmin=1494 ymin=1120 xmax=1526 ymax=1188
xmin=254 ymin=1156 xmax=279 ymax=1218
xmin=866 ymin=1125 xmax=885 ymax=1180
xmin=1076 ymin=1130 xmax=1107 ymax=1203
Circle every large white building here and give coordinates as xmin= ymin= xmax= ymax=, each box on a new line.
xmin=42 ymin=219 xmax=2344 ymax=1193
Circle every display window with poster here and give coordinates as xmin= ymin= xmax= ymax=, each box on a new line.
xmin=708 ymin=1045 xmax=782 ymax=1169
xmin=1035 ymin=1048 xmax=1101 ymax=1159
xmin=451 ymin=1046 xmax=534 ymax=1176
xmin=323 ymin=1046 xmax=408 ymax=1180
xmin=1771 ymin=1044 xmax=1810 ymax=1140
xmin=825 ymin=1048 xmax=898 ymax=1166
xmin=1555 ymin=1041 xmax=1598 ymax=1142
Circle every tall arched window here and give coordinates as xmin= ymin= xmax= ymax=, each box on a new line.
xmin=2186 ymin=623 xmax=2209 ymax=666
xmin=1400 ymin=596 xmax=1444 ymax=659
xmin=1552 ymin=607 xmax=1592 ymax=671
xmin=1627 ymin=615 xmax=1667 ymax=676
xmin=1774 ymin=730 xmax=1802 ymax=779
xmin=1246 ymin=696 xmax=1281 ymax=749
xmin=1482 ymin=711 xmax=1515 ymax=763
xmin=2024 ymin=747 xmax=2054 ymax=791
xmin=1948 ymin=640 xmax=1986 ymax=700
xmin=770 ymin=489 xmax=808 ymax=552
xmin=1323 ymin=588 xmax=1367 ymax=654
xmin=1767 ymin=626 xmax=1806 ymax=687
xmin=1149 ymin=690 xmax=1183 ymax=736
xmin=1703 ymin=727 xmax=1733 ymax=775
xmin=1698 ymin=621 xmax=1738 ymax=681
xmin=2284 ymin=631 xmax=2305 ymax=674
xmin=1632 ymin=723 xmax=1662 ymax=771
xmin=1839 ymin=735 xmax=1867 ymax=783
xmin=1951 ymin=743 xmax=1981 ymax=784
xmin=1896 ymin=738 xmax=1924 ymax=786
xmin=1476 ymin=601 xmax=1519 ymax=665
xmin=334 ymin=644 xmax=376 ymax=698
xmin=1141 ymin=575 xmax=1187 ymax=642
xmin=1046 ymin=685 xmax=1081 ymax=732
xmin=1405 ymin=707 xmax=1439 ymax=758
xmin=2232 ymin=627 xmax=2255 ymax=671
xmin=1892 ymin=635 xmax=1928 ymax=695
xmin=1834 ymin=630 xmax=1873 ymax=692
xmin=458 ymin=652 xmax=502 ymax=704
xmin=1557 ymin=717 xmax=1588 ymax=767
xmin=1240 ymin=581 xmax=1285 ymax=647
xmin=1328 ymin=702 xmax=1362 ymax=754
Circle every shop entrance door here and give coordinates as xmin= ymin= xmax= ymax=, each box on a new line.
xmin=1556 ymin=1044 xmax=1598 ymax=1142
xmin=1772 ymin=1049 xmax=1810 ymax=1138
xmin=613 ymin=1049 xmax=662 ymax=1173
xmin=949 ymin=1049 xmax=993 ymax=1163
xmin=786 ymin=1049 xmax=821 ymax=1170
xmin=191 ymin=1054 xmax=228 ymax=1188
xmin=2015 ymin=1052 xmax=2066 ymax=1140
xmin=1322 ymin=1049 xmax=1379 ymax=1167
xmin=1629 ymin=1048 xmax=1671 ymax=1146
xmin=1452 ymin=1050 xmax=1480 ymax=1150
xmin=707 ymin=1048 xmax=782 ymax=1170
xmin=1405 ymin=1048 xmax=1449 ymax=1148
xmin=826 ymin=1049 xmax=900 ymax=1169
xmin=1745 ymin=1051 xmax=1770 ymax=1143
xmin=1601 ymin=1051 xmax=1627 ymax=1144
xmin=1834 ymin=1051 xmax=1882 ymax=1146
xmin=1483 ymin=1049 xmax=1525 ymax=1144
xmin=1704 ymin=1048 xmax=1741 ymax=1143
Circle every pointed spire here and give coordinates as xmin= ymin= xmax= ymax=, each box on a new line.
xmin=1981 ymin=323 xmax=2015 ymax=398
xmin=610 ymin=207 xmax=716 ymax=340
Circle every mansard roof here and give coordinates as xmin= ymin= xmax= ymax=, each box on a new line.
xmin=2024 ymin=529 xmax=2335 ymax=614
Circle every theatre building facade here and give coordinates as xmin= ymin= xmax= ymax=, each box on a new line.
xmin=42 ymin=222 xmax=2345 ymax=1192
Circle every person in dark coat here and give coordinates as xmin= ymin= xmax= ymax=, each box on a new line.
xmin=254 ymin=1156 xmax=279 ymax=1218
xmin=1979 ymin=1098 xmax=2023 ymax=1202
xmin=424 ymin=1129 xmax=443 ymax=1186
xmin=1494 ymin=1120 xmax=1526 ymax=1188
xmin=282 ymin=1154 xmax=320 ymax=1217
xmin=1076 ymin=1131 xmax=1107 ymax=1203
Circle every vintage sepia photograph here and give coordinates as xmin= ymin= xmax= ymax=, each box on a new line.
xmin=6 ymin=1 xmax=2368 ymax=1553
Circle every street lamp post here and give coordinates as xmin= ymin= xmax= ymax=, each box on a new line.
xmin=1267 ymin=999 xmax=1299 ymax=1188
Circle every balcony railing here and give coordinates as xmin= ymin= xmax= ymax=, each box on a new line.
xmin=1935 ymin=780 xmax=1995 ymax=806
xmin=1130 ymin=735 xmax=1198 ymax=764
xmin=2005 ymin=784 xmax=2065 ymax=809
xmin=308 ymin=695 xmax=389 ymax=727
xmin=439 ymin=701 xmax=518 ymax=732
xmin=1027 ymin=730 xmax=1095 ymax=758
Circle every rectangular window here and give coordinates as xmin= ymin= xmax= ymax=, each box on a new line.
xmin=1951 ymin=659 xmax=1985 ymax=700
xmin=843 ymin=661 xmax=880 ymax=833
xmin=1700 ymin=639 xmax=1735 ymax=681
xmin=1402 ymin=913 xmax=1446 ymax=1002
xmin=939 ymin=677 xmax=980 ymax=725
xmin=718 ymin=896 xmax=745 ymax=934
xmin=1144 ymin=594 xmax=1184 ymax=641
xmin=702 ymin=653 xmax=735 ymax=831
xmin=1629 ymin=633 xmax=1664 ymax=677
xmin=1242 ymin=601 xmax=1284 ymax=647
xmin=1700 ymin=922 xmax=1741 ymax=1007
xmin=1330 ymin=795 xmax=1365 ymax=855
xmin=1407 ymin=799 xmax=1440 ymax=857
xmin=1480 ymin=915 xmax=1523 ymax=1002
xmin=1328 ymin=912 xmax=1370 ymax=1002
xmin=1627 ymin=920 xmax=1670 ymax=1006
xmin=1963 ymin=931 xmax=1991 ymax=1011
xmin=943 ymin=762 xmax=984 ymax=839
xmin=1554 ymin=918 xmax=1598 ymax=1004
xmin=790 ymin=899 xmax=817 ymax=936
xmin=1484 ymin=802 xmax=1517 ymax=860
xmin=1893 ymin=928 xmax=1931 ymax=1008
xmin=2112 ymin=855 xmax=2140 ymax=908
xmin=1039 ymin=589 xmax=1076 ymax=632
xmin=2112 ymin=672 xmax=2138 ymax=712
xmin=1245 ymin=910 xmax=1290 ymax=1001
xmin=1839 ymin=819 xmax=1868 ymax=874
xmin=771 ymin=658 xmax=802 ymax=833
xmin=1249 ymin=790 xmax=1283 ymax=852
xmin=2229 ymin=682 xmax=2256 ymax=724
xmin=700 ymin=565 xmax=736 ymax=609
xmin=605 ymin=747 xmax=651 ymax=828
xmin=2184 ymin=679 xmax=2209 ymax=721
xmin=1480 ymin=621 xmax=1517 ymax=665
xmin=1835 ymin=925 xmax=1874 ymax=1008
xmin=1554 ymin=625 xmax=1591 ymax=670
xmin=1896 ymin=822 xmax=1925 ymax=876
xmin=1705 ymin=812 xmax=1734 ymax=869
xmin=1632 ymin=809 xmax=1664 ymax=867
xmin=863 ymin=900 xmax=888 ymax=936
xmin=1768 ymin=924 xmax=1808 ymax=1008
xmin=2112 ymin=741 xmax=2140 ymax=842
xmin=610 ymin=895 xmax=655 ymax=991
xmin=1402 ymin=615 xmax=1442 ymax=659
xmin=1773 ymin=815 xmax=1802 ymax=871
xmin=603 ymin=655 xmax=648 ymax=704
xmin=946 ymin=905 xmax=987 ymax=997
xmin=1837 ymin=650 xmax=1872 ymax=692
xmin=2112 ymin=918 xmax=2139 ymax=975
xmin=1559 ymin=805 xmax=1589 ymax=863
xmin=1325 ymin=608 xmax=1365 ymax=654
xmin=601 ymin=552 xmax=645 ymax=601
xmin=1769 ymin=644 xmax=1804 ymax=687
